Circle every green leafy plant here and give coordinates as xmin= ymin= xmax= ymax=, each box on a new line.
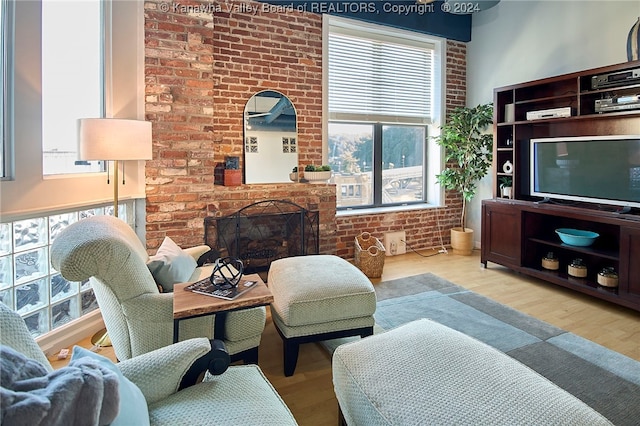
xmin=435 ymin=103 xmax=494 ymax=230
xmin=304 ymin=164 xmax=331 ymax=172
xmin=499 ymin=176 xmax=512 ymax=188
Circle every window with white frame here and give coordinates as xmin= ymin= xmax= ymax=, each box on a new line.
xmin=326 ymin=17 xmax=443 ymax=209
xmin=41 ymin=0 xmax=104 ymax=176
xmin=0 ymin=0 xmax=11 ymax=179
xmin=0 ymin=0 xmax=145 ymax=336
xmin=4 ymin=0 xmax=145 ymax=217
xmin=0 ymin=202 xmax=134 ymax=338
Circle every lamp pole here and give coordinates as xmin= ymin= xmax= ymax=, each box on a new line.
xmin=113 ymin=160 xmax=119 ymax=217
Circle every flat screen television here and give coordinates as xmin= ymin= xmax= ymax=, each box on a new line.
xmin=530 ymin=135 xmax=640 ymax=210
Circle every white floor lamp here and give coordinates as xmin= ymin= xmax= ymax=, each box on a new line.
xmin=78 ymin=118 xmax=153 ymax=217
xmin=78 ymin=118 xmax=152 ymax=346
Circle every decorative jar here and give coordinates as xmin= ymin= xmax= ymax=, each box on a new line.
xmin=568 ymin=258 xmax=587 ymax=278
xmin=541 ymin=251 xmax=559 ymax=270
xmin=502 ymin=160 xmax=513 ymax=174
xmin=597 ymin=267 xmax=619 ymax=288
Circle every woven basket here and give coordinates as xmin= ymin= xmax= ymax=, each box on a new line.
xmin=354 ymin=232 xmax=386 ymax=278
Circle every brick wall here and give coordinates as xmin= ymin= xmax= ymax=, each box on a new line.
xmin=144 ymin=0 xmax=466 ymax=258
xmin=144 ymin=1 xmax=215 ymax=250
xmin=210 ymin=2 xmax=323 ymax=178
xmin=144 ymin=0 xmax=324 ymax=251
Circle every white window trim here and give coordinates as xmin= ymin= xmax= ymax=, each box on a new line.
xmin=1 ymin=0 xmax=14 ymax=181
xmin=322 ymin=15 xmax=447 ymax=208
xmin=0 ymin=1 xmax=147 ymax=222
xmin=37 ymin=309 xmax=105 ymax=358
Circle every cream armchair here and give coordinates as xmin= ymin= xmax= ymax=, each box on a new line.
xmin=0 ymin=302 xmax=297 ymax=426
xmin=50 ymin=215 xmax=266 ymax=363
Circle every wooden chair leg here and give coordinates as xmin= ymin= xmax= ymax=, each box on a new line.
xmin=360 ymin=326 xmax=374 ymax=338
xmin=283 ymin=337 xmax=300 ymax=377
xmin=243 ymin=346 xmax=259 ymax=364
xmin=229 ymin=346 xmax=259 ymax=365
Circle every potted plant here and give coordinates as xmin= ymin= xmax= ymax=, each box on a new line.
xmin=435 ymin=103 xmax=493 ymax=255
xmin=290 ymin=166 xmax=299 ymax=182
xmin=303 ymin=164 xmax=332 ymax=182
xmin=499 ymin=176 xmax=513 ymax=199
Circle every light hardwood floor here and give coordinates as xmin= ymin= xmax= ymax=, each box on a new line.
xmin=49 ymin=249 xmax=640 ymax=426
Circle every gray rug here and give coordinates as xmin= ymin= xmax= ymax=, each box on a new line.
xmin=322 ymin=273 xmax=640 ymax=425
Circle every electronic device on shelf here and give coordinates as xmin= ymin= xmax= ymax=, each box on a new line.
xmin=591 ymin=67 xmax=640 ymax=90
xmin=595 ymin=94 xmax=640 ymax=113
xmin=529 ymin=134 xmax=640 ymax=210
xmin=526 ymin=107 xmax=571 ymax=121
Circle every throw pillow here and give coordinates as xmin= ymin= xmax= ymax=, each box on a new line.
xmin=147 ymin=236 xmax=197 ymax=292
xmin=71 ymin=346 xmax=150 ymax=426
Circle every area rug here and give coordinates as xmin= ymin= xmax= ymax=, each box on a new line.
xmin=322 ymin=273 xmax=640 ymax=426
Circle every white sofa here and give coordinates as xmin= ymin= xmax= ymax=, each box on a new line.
xmin=333 ymin=319 xmax=612 ymax=425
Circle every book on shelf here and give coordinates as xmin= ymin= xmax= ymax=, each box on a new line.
xmin=185 ymin=278 xmax=258 ymax=300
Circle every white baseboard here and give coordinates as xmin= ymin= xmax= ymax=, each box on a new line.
xmin=36 ymin=310 xmax=105 ymax=358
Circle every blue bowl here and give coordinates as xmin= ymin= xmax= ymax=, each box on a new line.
xmin=555 ymin=228 xmax=599 ymax=247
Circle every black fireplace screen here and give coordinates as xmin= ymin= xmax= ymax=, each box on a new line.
xmin=204 ymin=200 xmax=319 ymax=275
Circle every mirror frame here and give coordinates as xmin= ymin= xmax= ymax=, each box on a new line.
xmin=243 ymin=90 xmax=298 ymax=184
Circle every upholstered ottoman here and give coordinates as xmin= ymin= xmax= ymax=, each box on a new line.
xmin=268 ymin=255 xmax=376 ymax=376
xmin=333 ymin=319 xmax=612 ymax=426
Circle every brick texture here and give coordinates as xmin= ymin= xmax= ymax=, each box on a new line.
xmin=144 ymin=0 xmax=466 ymax=259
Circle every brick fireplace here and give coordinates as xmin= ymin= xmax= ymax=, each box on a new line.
xmin=204 ymin=183 xmax=337 ymax=255
xmin=205 ymin=199 xmax=321 ymax=276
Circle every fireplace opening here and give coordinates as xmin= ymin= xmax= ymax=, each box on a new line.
xmin=204 ymin=200 xmax=319 ymax=277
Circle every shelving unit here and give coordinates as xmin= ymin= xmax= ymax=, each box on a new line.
xmin=490 ymin=60 xmax=640 ymax=200
xmin=482 ymin=60 xmax=640 ymax=312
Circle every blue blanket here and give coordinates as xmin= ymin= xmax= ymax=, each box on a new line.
xmin=0 ymin=345 xmax=119 ymax=426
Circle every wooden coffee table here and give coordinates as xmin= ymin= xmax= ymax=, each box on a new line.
xmin=173 ymin=273 xmax=273 ymax=343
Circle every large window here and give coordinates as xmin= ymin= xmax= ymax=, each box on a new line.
xmin=41 ymin=0 xmax=104 ymax=176
xmin=326 ymin=17 xmax=442 ymax=209
xmin=3 ymin=0 xmax=145 ymax=218
xmin=0 ymin=202 xmax=134 ymax=338
xmin=329 ymin=123 xmax=425 ymax=207
xmin=1 ymin=1 xmax=145 ymax=338
xmin=0 ymin=0 xmax=12 ymax=179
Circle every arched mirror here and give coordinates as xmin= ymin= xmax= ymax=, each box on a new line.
xmin=244 ymin=90 xmax=297 ymax=184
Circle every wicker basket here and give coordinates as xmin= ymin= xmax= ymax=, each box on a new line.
xmin=354 ymin=232 xmax=386 ymax=278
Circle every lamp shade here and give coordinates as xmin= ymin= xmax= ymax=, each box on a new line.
xmin=78 ymin=118 xmax=152 ymax=161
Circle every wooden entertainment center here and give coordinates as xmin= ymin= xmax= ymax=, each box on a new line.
xmin=481 ymin=60 xmax=640 ymax=312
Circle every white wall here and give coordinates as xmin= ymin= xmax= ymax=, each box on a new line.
xmin=465 ymin=0 xmax=640 ymax=243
